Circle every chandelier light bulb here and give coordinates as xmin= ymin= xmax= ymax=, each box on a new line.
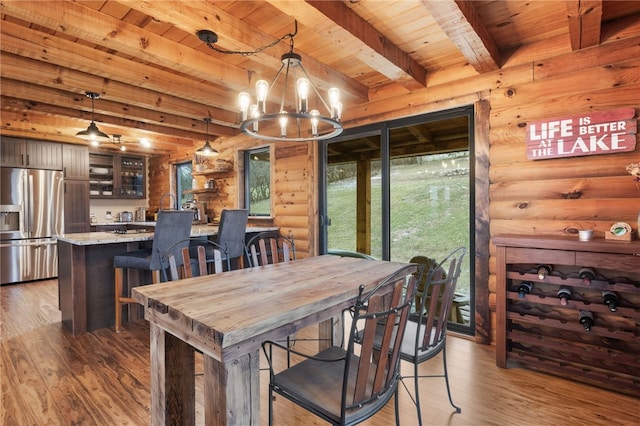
xmin=296 ymin=77 xmax=310 ymax=112
xmin=310 ymin=110 xmax=319 ymax=136
xmin=249 ymin=104 xmax=260 ymax=132
xmin=238 ymin=92 xmax=251 ymax=121
xmin=256 ymin=80 xmax=269 ymax=113
xmin=279 ymin=111 xmax=288 ymax=137
xmin=328 ymin=88 xmax=341 ymax=120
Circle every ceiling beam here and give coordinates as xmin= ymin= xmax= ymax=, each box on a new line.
xmin=420 ymin=0 xmax=500 ymax=73
xmin=302 ymin=0 xmax=427 ymax=89
xmin=0 ymin=0 xmax=258 ymax=92
xmin=0 ymin=52 xmax=239 ymax=136
xmin=566 ymin=0 xmax=603 ymax=50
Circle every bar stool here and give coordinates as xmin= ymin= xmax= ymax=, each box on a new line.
xmin=114 ymin=210 xmax=193 ymax=332
xmin=190 ymin=209 xmax=248 ymax=271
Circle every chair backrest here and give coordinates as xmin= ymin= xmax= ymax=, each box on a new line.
xmin=166 ymin=245 xmax=225 ymax=281
xmin=415 ymin=247 xmax=466 ymax=352
xmin=246 ymin=232 xmax=295 ymax=266
xmin=162 ymin=237 xmax=229 ymax=280
xmin=216 ymin=209 xmax=249 ymax=261
xmin=149 ymin=210 xmax=194 ymax=271
xmin=343 ymin=264 xmax=416 ymax=419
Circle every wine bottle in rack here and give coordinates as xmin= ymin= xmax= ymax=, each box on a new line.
xmin=579 ymin=310 xmax=594 ymax=331
xmin=518 ymin=281 xmax=533 ymax=298
xmin=536 ymin=264 xmax=553 ymax=280
xmin=556 ymin=286 xmax=572 ymax=306
xmin=578 ymin=267 xmax=596 ymax=285
xmin=602 ymin=290 xmax=619 ymax=312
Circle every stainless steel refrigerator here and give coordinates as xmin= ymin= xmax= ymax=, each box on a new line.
xmin=1 ymin=167 xmax=63 ymax=284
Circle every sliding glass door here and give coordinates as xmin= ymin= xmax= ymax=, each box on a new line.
xmin=320 ymin=106 xmax=474 ymax=334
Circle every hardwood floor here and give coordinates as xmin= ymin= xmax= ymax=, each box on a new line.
xmin=2 ymin=279 xmax=639 ymax=425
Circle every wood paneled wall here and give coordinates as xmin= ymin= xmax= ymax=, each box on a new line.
xmin=148 ymin=32 xmax=639 ymax=344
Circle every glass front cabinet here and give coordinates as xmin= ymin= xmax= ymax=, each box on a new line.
xmin=89 ymin=152 xmax=146 ymax=199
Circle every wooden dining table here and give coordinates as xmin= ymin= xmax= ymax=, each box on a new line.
xmin=132 ymin=255 xmax=416 ymax=426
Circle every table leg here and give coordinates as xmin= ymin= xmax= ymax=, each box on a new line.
xmin=203 ymin=350 xmax=260 ymax=425
xmin=150 ymin=323 xmax=195 ymax=425
xmin=318 ymin=316 xmax=342 ymax=350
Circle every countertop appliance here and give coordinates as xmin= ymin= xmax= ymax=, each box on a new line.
xmin=1 ymin=167 xmax=63 ymax=285
xmin=118 ymin=211 xmax=133 ymax=222
xmin=135 ymin=207 xmax=146 ymax=222
xmin=181 ymin=200 xmax=206 ymax=224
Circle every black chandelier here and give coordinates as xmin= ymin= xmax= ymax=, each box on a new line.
xmin=76 ymin=91 xmax=110 ymax=142
xmin=198 ymin=21 xmax=343 ymax=142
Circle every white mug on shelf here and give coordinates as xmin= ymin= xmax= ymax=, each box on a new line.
xmin=578 ymin=229 xmax=594 ymax=241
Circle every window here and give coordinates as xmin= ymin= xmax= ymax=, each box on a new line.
xmin=176 ymin=161 xmax=192 ymax=207
xmin=244 ymin=147 xmax=271 ymax=216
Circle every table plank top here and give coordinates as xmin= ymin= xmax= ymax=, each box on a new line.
xmin=132 ymin=255 xmax=415 ymax=361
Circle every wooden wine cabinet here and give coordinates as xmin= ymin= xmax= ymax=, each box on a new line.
xmin=494 ymin=235 xmax=640 ymax=397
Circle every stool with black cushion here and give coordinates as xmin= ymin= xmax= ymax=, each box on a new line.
xmin=190 ymin=209 xmax=248 ymax=271
xmin=114 ymin=210 xmax=193 ymax=332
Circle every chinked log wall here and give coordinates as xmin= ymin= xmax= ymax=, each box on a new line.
xmin=148 ymin=27 xmax=640 ymax=345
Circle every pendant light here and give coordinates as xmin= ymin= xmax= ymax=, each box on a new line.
xmin=76 ymin=91 xmax=110 ymax=142
xmin=196 ymin=117 xmax=219 ymax=157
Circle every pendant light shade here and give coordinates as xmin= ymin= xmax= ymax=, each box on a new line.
xmin=196 ymin=117 xmax=219 ymax=157
xmin=76 ymin=92 xmax=110 ymax=142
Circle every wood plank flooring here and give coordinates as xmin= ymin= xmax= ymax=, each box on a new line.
xmin=2 ymin=279 xmax=639 ymax=425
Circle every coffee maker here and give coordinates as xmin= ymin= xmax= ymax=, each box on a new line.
xmin=181 ymin=199 xmax=207 ymax=224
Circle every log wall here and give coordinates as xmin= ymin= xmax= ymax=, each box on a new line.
xmin=148 ymin=31 xmax=639 ymax=344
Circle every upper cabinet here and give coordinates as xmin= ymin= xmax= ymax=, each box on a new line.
xmin=1 ymin=136 xmax=62 ymax=170
xmin=62 ymin=144 xmax=89 ymax=180
xmin=89 ymin=152 xmax=146 ymax=199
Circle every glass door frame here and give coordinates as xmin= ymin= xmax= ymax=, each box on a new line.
xmin=319 ymin=105 xmax=475 ymax=335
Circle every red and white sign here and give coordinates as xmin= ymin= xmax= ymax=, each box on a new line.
xmin=526 ymin=108 xmax=637 ymax=160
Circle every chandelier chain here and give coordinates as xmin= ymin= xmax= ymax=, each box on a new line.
xmin=203 ymin=21 xmax=298 ymax=57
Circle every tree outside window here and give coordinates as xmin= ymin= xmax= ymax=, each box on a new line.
xmin=244 ymin=148 xmax=270 ymax=216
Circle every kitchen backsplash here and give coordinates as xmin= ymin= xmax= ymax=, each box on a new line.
xmin=90 ymin=199 xmax=148 ymax=222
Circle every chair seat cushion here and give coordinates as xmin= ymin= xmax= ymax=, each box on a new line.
xmin=113 ymin=249 xmax=153 ymax=270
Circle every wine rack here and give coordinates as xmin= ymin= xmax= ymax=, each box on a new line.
xmin=494 ymin=235 xmax=640 ymax=397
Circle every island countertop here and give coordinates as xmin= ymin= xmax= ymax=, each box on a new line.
xmin=58 ymin=224 xmax=278 ymax=246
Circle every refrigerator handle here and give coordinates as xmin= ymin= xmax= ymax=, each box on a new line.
xmin=26 ymin=172 xmax=33 ymax=235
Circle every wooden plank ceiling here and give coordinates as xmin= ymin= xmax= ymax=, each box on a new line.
xmin=1 ymin=0 xmax=639 ymax=155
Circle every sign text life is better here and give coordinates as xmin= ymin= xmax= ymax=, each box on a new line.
xmin=526 ymin=108 xmax=637 ymax=160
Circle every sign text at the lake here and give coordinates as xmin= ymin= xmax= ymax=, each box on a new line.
xmin=526 ymin=108 xmax=637 ymax=160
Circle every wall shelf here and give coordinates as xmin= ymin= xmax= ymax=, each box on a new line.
xmin=192 ymin=168 xmax=233 ymax=175
xmin=183 ymin=188 xmax=219 ymax=200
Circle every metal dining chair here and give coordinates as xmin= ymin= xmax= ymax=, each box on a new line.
xmin=165 ymin=238 xmax=228 ymax=280
xmin=113 ymin=210 xmax=193 ymax=332
xmin=245 ymin=231 xmax=295 ymax=267
xmin=397 ymin=247 xmax=466 ymax=425
xmin=262 ymin=264 xmax=417 ymax=425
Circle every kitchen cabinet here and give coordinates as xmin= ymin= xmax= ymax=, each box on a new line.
xmin=89 ymin=152 xmax=146 ymax=199
xmin=63 ymin=144 xmax=90 ymax=233
xmin=62 ymin=144 xmax=89 ymax=180
xmin=1 ymin=136 xmax=62 ymax=170
xmin=64 ymin=180 xmax=91 ymax=233
xmin=494 ymin=235 xmax=640 ymax=397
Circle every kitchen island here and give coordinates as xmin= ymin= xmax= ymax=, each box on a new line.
xmin=57 ymin=224 xmax=278 ymax=335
